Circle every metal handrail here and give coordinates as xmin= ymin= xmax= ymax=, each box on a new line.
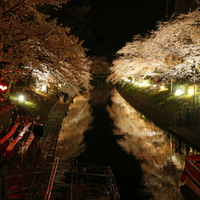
xmin=44 ymin=157 xmax=59 ymax=200
xmin=70 ymin=161 xmax=121 ymax=200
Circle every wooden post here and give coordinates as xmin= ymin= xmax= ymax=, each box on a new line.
xmin=193 ymin=63 xmax=196 ymax=111
xmin=193 ymin=72 xmax=196 ymax=111
xmin=171 ymin=79 xmax=173 ymax=94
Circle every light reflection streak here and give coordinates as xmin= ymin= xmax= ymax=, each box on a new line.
xmin=55 ymin=94 xmax=93 ymax=161
xmin=107 ymin=89 xmax=185 ymax=200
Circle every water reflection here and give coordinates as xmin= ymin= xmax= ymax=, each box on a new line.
xmin=107 ymin=89 xmax=186 ymax=200
xmin=55 ymin=94 xmax=93 ymax=161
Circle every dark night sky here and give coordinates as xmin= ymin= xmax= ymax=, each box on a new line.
xmin=90 ymin=0 xmax=166 ymax=53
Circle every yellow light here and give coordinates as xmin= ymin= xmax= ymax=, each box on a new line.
xmin=19 ymin=95 xmax=25 ymax=102
xmin=188 ymin=89 xmax=193 ymax=95
xmin=160 ymin=86 xmax=165 ymax=90
xmin=121 ymin=77 xmax=131 ymax=83
xmin=135 ymin=82 xmax=138 ymax=85
xmin=139 ymin=82 xmax=145 ymax=86
xmin=175 ymin=89 xmax=183 ymax=95
xmin=146 ymin=83 xmax=150 ymax=87
xmin=153 ymin=84 xmax=157 ymax=88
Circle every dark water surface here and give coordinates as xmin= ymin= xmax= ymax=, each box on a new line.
xmin=77 ymin=99 xmax=150 ymax=199
xmin=59 ymin=77 xmax=195 ymax=200
xmin=77 ymin=78 xmax=151 ymax=199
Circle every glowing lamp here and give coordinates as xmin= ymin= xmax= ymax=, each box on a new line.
xmin=188 ymin=89 xmax=193 ymax=95
xmin=160 ymin=86 xmax=165 ymax=90
xmin=19 ymin=95 xmax=25 ymax=102
xmin=175 ymin=89 xmax=183 ymax=95
xmin=0 ymin=85 xmax=8 ymax=91
xmin=153 ymin=84 xmax=157 ymax=88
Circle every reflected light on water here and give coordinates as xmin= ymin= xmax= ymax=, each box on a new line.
xmin=107 ymin=89 xmax=185 ymax=200
xmin=55 ymin=94 xmax=93 ymax=161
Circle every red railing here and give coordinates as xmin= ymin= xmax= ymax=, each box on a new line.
xmin=186 ymin=155 xmax=200 ymax=184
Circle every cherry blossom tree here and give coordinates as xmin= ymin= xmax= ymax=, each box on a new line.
xmin=107 ymin=9 xmax=200 ymax=86
xmin=0 ymin=0 xmax=92 ymax=96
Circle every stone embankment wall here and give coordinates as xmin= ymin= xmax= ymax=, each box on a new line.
xmin=116 ymin=87 xmax=175 ymax=129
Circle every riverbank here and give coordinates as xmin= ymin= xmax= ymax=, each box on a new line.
xmin=116 ymin=85 xmax=175 ymax=129
xmin=116 ymin=84 xmax=200 ymax=151
xmin=0 ymin=89 xmax=59 ymax=128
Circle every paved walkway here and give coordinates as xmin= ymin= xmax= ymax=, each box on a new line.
xmin=11 ymin=100 xmax=70 ymax=167
xmin=168 ymin=126 xmax=200 ymax=151
xmin=28 ymin=101 xmax=69 ymax=165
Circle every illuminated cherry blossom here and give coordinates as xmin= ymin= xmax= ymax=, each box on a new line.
xmin=108 ymin=9 xmax=200 ymax=85
xmin=0 ymin=0 xmax=92 ymax=96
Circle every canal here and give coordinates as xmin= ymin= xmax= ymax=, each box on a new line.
xmin=56 ymin=77 xmax=198 ymax=200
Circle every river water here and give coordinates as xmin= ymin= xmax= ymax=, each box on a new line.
xmin=56 ymin=78 xmax=197 ymax=200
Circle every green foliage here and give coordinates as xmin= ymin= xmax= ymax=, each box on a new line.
xmin=10 ymin=88 xmax=58 ymax=122
xmin=121 ymin=83 xmax=196 ymax=117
